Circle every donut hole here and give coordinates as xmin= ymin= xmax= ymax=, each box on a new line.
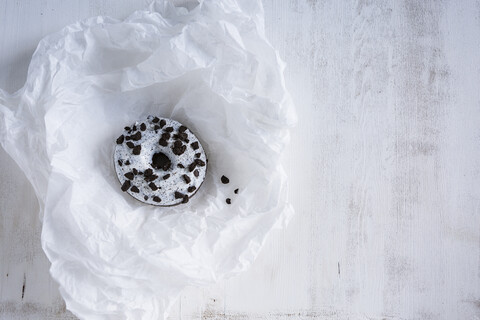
xmin=151 ymin=152 xmax=171 ymax=171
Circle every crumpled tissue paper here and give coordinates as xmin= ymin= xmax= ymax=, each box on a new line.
xmin=0 ymin=0 xmax=296 ymax=318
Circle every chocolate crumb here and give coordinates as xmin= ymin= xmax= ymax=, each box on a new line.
xmin=130 ymin=186 xmax=140 ymax=193
xmin=188 ymin=162 xmax=197 ymax=172
xmin=118 ymin=160 xmax=123 ymax=166
xmin=124 ymin=126 xmax=131 ymax=131
xmin=124 ymin=172 xmax=134 ymax=180
xmin=195 ymin=153 xmax=201 ymax=158
xmin=174 ymin=140 xmax=182 ymax=148
xmin=163 ymin=174 xmax=170 ymax=180
xmin=152 ymin=117 xmax=160 ymax=123
xmin=179 ymin=126 xmax=187 ymax=132
xmin=140 ymin=123 xmax=146 ymax=131
xmin=153 ymin=196 xmax=161 ymax=202
xmin=159 ymin=119 xmax=166 ymax=127
xmin=131 ymin=131 xmax=142 ymax=141
xmin=195 ymin=159 xmax=206 ymax=166
xmin=126 ymin=136 xmax=131 ymax=141
xmin=226 ymin=198 xmax=231 ymax=204
xmin=188 ymin=186 xmax=196 ymax=193
xmin=221 ymin=175 xmax=229 ymax=184
xmin=191 ymin=141 xmax=199 ymax=150
xmin=125 ymin=160 xmax=131 ymax=165
xmin=132 ymin=125 xmax=137 ymax=131
xmin=144 ymin=195 xmax=148 ymax=200
xmin=126 ymin=141 xmax=134 ymax=148
xmin=138 ymin=171 xmax=143 ymax=175
xmin=174 ymin=191 xmax=184 ymax=199
xmin=234 ymin=188 xmax=239 ymax=194
xmin=154 ymin=125 xmax=160 ymax=130
xmin=144 ymin=174 xmax=158 ymax=182
xmin=193 ymin=169 xmax=199 ymax=177
xmin=116 ymin=135 xmax=124 ymax=144
xmin=159 ymin=138 xmax=168 ymax=146
xmin=148 ymin=182 xmax=158 ymax=191
xmin=121 ymin=180 xmax=131 ymax=192
xmin=132 ymin=145 xmax=141 ymax=155
xmin=161 ymin=133 xmax=171 ymax=140
xmin=165 ymin=126 xmax=174 ymax=132
xmin=182 ymin=174 xmax=191 ymax=184
xmin=144 ymin=168 xmax=153 ymax=176
xmin=177 ymin=164 xmax=185 ymax=168
xmin=182 ymin=195 xmax=189 ymax=203
xmin=132 ymin=168 xmax=138 ymax=175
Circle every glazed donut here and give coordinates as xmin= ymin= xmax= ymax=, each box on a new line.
xmin=114 ymin=116 xmax=207 ymax=206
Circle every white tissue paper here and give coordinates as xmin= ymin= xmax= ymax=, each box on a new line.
xmin=0 ymin=0 xmax=296 ymax=318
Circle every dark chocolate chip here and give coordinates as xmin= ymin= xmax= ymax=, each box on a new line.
xmin=193 ymin=169 xmax=199 ymax=177
xmin=195 ymin=153 xmax=201 ymax=158
xmin=132 ymin=145 xmax=141 ymax=155
xmin=226 ymin=198 xmax=231 ymax=204
xmin=159 ymin=139 xmax=168 ymax=146
xmin=153 ymin=196 xmax=161 ymax=202
xmin=188 ymin=186 xmax=196 ymax=193
xmin=234 ymin=188 xmax=239 ymax=194
xmin=148 ymin=182 xmax=158 ymax=191
xmin=125 ymin=160 xmax=131 ymax=165
xmin=154 ymin=125 xmax=160 ymax=130
xmin=124 ymin=126 xmax=131 ymax=131
xmin=131 ymin=131 xmax=142 ymax=141
xmin=191 ymin=141 xmax=199 ymax=150
xmin=130 ymin=186 xmax=140 ymax=193
xmin=177 ymin=164 xmax=185 ymax=168
xmin=221 ymin=175 xmax=229 ymax=184
xmin=140 ymin=123 xmax=146 ymax=131
xmin=163 ymin=174 xmax=170 ymax=180
xmin=144 ymin=195 xmax=148 ymax=200
xmin=152 ymin=152 xmax=171 ymax=171
xmin=126 ymin=141 xmax=135 ymax=148
xmin=118 ymin=160 xmax=123 ymax=166
xmin=132 ymin=168 xmax=138 ymax=175
xmin=124 ymin=172 xmax=134 ymax=180
xmin=121 ymin=180 xmax=131 ymax=192
xmin=182 ymin=195 xmax=189 ymax=203
xmin=195 ymin=159 xmax=206 ymax=166
xmin=161 ymin=133 xmax=170 ymax=140
xmin=178 ymin=126 xmax=187 ymax=133
xmin=116 ymin=135 xmax=125 ymax=144
xmin=188 ymin=162 xmax=197 ymax=172
xmin=182 ymin=174 xmax=191 ymax=184
xmin=144 ymin=168 xmax=153 ymax=177
xmin=174 ymin=191 xmax=184 ymax=199
xmin=165 ymin=126 xmax=174 ymax=132
xmin=152 ymin=117 xmax=160 ymax=123
xmin=159 ymin=119 xmax=166 ymax=128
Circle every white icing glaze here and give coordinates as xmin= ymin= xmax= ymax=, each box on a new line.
xmin=114 ymin=116 xmax=207 ymax=206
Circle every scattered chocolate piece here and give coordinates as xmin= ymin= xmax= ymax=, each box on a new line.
xmin=159 ymin=119 xmax=166 ymax=128
xmin=132 ymin=168 xmax=138 ymax=175
xmin=132 ymin=145 xmax=141 ymax=155
xmin=191 ymin=141 xmax=199 ymax=150
xmin=144 ymin=168 xmax=153 ymax=177
xmin=130 ymin=186 xmax=140 ymax=193
xmin=152 ymin=152 xmax=171 ymax=171
xmin=140 ymin=123 xmax=146 ymax=131
xmin=182 ymin=174 xmax=191 ymax=184
xmin=172 ymin=145 xmax=187 ymax=156
xmin=118 ymin=160 xmax=123 ymax=166
xmin=174 ymin=140 xmax=182 ymax=148
xmin=221 ymin=175 xmax=230 ymax=184
xmin=121 ymin=180 xmax=131 ymax=192
xmin=144 ymin=175 xmax=158 ymax=182
xmin=149 ymin=182 xmax=158 ymax=191
xmin=182 ymin=195 xmax=189 ymax=203
xmin=138 ymin=171 xmax=143 ymax=175
xmin=195 ymin=159 xmax=206 ymax=166
xmin=126 ymin=141 xmax=134 ymax=148
xmin=175 ymin=191 xmax=184 ymax=199
xmin=116 ymin=135 xmax=125 ymax=144
xmin=126 ymin=136 xmax=131 ymax=141
xmin=188 ymin=162 xmax=197 ymax=172
xmin=177 ymin=164 xmax=185 ymax=168
xmin=124 ymin=126 xmax=131 ymax=131
xmin=125 ymin=160 xmax=131 ymax=165
xmin=174 ymin=132 xmax=188 ymax=142
xmin=124 ymin=172 xmax=134 ymax=180
xmin=159 ymin=138 xmax=168 ymax=146
xmin=234 ymin=188 xmax=239 ymax=194
xmin=131 ymin=131 xmax=142 ymax=141
xmin=193 ymin=169 xmax=199 ymax=177
xmin=188 ymin=186 xmax=196 ymax=193
xmin=163 ymin=174 xmax=171 ymax=180
xmin=132 ymin=125 xmax=137 ymax=131
xmin=144 ymin=195 xmax=149 ymax=200
xmin=226 ymin=198 xmax=231 ymax=204
xmin=178 ymin=126 xmax=187 ymax=133
xmin=195 ymin=153 xmax=201 ymax=158
xmin=152 ymin=117 xmax=160 ymax=123
xmin=165 ymin=126 xmax=174 ymax=132
xmin=153 ymin=125 xmax=160 ymax=131
xmin=161 ymin=133 xmax=170 ymax=140
xmin=153 ymin=196 xmax=161 ymax=202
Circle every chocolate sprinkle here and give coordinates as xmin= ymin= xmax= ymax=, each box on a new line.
xmin=124 ymin=172 xmax=134 ymax=180
xmin=165 ymin=126 xmax=174 ymax=132
xmin=163 ymin=174 xmax=171 ymax=180
xmin=226 ymin=198 xmax=231 ymax=204
xmin=153 ymin=196 xmax=161 ymax=202
xmin=191 ymin=141 xmax=199 ymax=150
xmin=130 ymin=186 xmax=140 ymax=193
xmin=131 ymin=131 xmax=142 ymax=141
xmin=193 ymin=169 xmax=199 ymax=177
xmin=121 ymin=180 xmax=131 ymax=192
xmin=116 ymin=135 xmax=124 ymax=144
xmin=132 ymin=145 xmax=141 ymax=155
xmin=234 ymin=188 xmax=239 ymax=194
xmin=149 ymin=182 xmax=158 ymax=191
xmin=152 ymin=117 xmax=160 ymax=123
xmin=188 ymin=186 xmax=196 ymax=193
xmin=221 ymin=175 xmax=230 ymax=184
xmin=182 ymin=174 xmax=191 ymax=184
xmin=182 ymin=195 xmax=189 ymax=203
xmin=174 ymin=191 xmax=184 ymax=199
xmin=126 ymin=141 xmax=134 ymax=148
xmin=140 ymin=123 xmax=146 ymax=131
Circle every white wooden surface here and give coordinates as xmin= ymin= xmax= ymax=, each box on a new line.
xmin=1 ymin=0 xmax=480 ymax=319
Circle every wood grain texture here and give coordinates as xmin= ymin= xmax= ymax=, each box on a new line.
xmin=1 ymin=0 xmax=480 ymax=319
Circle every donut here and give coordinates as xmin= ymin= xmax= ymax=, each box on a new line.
xmin=114 ymin=116 xmax=207 ymax=206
